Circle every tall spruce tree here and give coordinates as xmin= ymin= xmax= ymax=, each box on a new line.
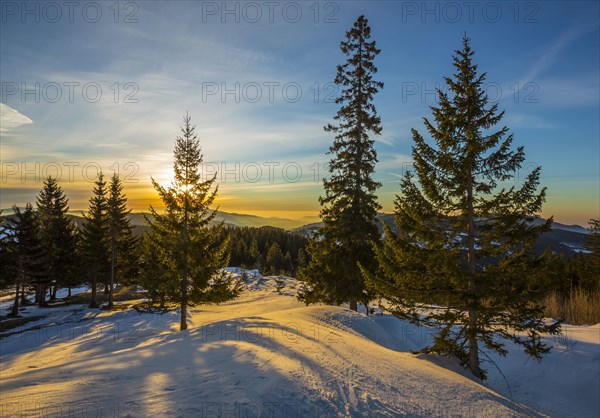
xmin=7 ymin=204 xmax=45 ymax=316
xmin=81 ymin=173 xmax=110 ymax=308
xmin=300 ymin=15 xmax=383 ymax=312
xmin=106 ymin=174 xmax=138 ymax=308
xmin=145 ymin=114 xmax=242 ymax=331
xmin=36 ymin=177 xmax=79 ymax=307
xmin=363 ymin=36 xmax=559 ymax=379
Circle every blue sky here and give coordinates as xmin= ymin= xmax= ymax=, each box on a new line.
xmin=1 ymin=1 xmax=598 ymax=225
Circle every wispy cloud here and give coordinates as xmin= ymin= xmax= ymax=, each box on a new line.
xmin=0 ymin=103 xmax=33 ymax=134
xmin=504 ymin=113 xmax=556 ymax=130
xmin=520 ymin=21 xmax=598 ymax=85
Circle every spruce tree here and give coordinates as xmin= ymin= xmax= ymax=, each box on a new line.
xmin=300 ymin=15 xmax=383 ymax=311
xmin=106 ymin=174 xmax=138 ymax=307
xmin=0 ymin=211 xmax=11 ymax=289
xmin=145 ymin=114 xmax=242 ymax=331
xmin=7 ymin=204 xmax=45 ymax=316
xmin=296 ymin=248 xmax=307 ymax=272
xmin=266 ymin=242 xmax=284 ymax=275
xmin=364 ymin=36 xmax=560 ymax=379
xmin=36 ymin=177 xmax=79 ymax=306
xmin=81 ymin=173 xmax=110 ymax=308
xmin=140 ymin=234 xmax=175 ymax=310
xmin=585 ymin=218 xmax=600 ymax=279
xmin=249 ymin=238 xmax=262 ymax=271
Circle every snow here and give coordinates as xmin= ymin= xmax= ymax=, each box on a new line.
xmin=222 ymin=267 xmax=263 ymax=279
xmin=1 ymin=276 xmax=598 ymax=417
xmin=560 ymin=242 xmax=592 ymax=254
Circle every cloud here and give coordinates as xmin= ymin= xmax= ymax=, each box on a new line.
xmin=0 ymin=103 xmax=33 ymax=133
xmin=504 ymin=113 xmax=556 ymax=130
xmin=519 ymin=22 xmax=599 ymax=86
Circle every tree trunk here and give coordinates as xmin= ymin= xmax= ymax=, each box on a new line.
xmin=468 ymin=309 xmax=481 ymax=378
xmin=90 ymin=275 xmax=98 ymax=308
xmin=51 ymin=284 xmax=58 ymax=300
xmin=466 ymin=168 xmax=482 ymax=379
xmin=180 ymin=290 xmax=188 ymax=331
xmin=11 ymin=282 xmax=20 ymax=317
xmin=38 ymin=283 xmax=48 ymax=307
xmin=349 ymin=300 xmax=358 ymax=311
xmin=67 ymin=287 xmax=72 ymax=298
xmin=108 ymin=229 xmax=116 ymax=308
xmin=180 ymin=167 xmax=190 ymax=332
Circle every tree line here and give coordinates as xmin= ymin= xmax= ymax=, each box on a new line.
xmin=215 ymin=226 xmax=308 ymax=276
xmin=0 ymin=172 xmax=308 ymax=321
xmin=0 ymin=174 xmax=138 ymax=314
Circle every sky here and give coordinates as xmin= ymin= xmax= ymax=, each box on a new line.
xmin=1 ymin=0 xmax=598 ymax=226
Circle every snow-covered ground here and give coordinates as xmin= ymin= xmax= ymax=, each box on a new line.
xmin=1 ymin=275 xmax=598 ymax=417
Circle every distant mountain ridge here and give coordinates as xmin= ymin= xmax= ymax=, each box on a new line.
xmin=1 ymin=209 xmax=591 ymax=256
xmin=123 ymin=211 xmax=305 ymax=230
xmin=294 ymin=213 xmax=589 ymax=234
xmin=294 ymin=214 xmax=591 ymax=258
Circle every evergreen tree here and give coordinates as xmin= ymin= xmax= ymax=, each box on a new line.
xmin=249 ymin=238 xmax=262 ymax=271
xmin=284 ymin=251 xmax=293 ymax=275
xmin=266 ymin=242 xmax=284 ymax=275
xmin=585 ymin=218 xmax=600 ymax=281
xmin=300 ymin=15 xmax=383 ymax=311
xmin=106 ymin=174 xmax=138 ymax=307
xmin=81 ymin=173 xmax=110 ymax=308
xmin=36 ymin=177 xmax=79 ymax=307
xmin=296 ymin=248 xmax=307 ymax=272
xmin=7 ymin=204 xmax=45 ymax=316
xmin=139 ymin=234 xmax=175 ymax=310
xmin=145 ymin=114 xmax=242 ymax=331
xmin=0 ymin=211 xmax=11 ymax=289
xmin=363 ymin=36 xmax=559 ymax=379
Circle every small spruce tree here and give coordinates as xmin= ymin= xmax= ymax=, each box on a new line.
xmin=7 ymin=204 xmax=45 ymax=316
xmin=585 ymin=218 xmax=600 ymax=280
xmin=36 ymin=177 xmax=79 ymax=306
xmin=81 ymin=173 xmax=110 ymax=308
xmin=266 ymin=242 xmax=284 ymax=275
xmin=106 ymin=174 xmax=138 ymax=307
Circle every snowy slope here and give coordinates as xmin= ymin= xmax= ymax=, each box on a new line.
xmin=1 ymin=276 xmax=598 ymax=417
